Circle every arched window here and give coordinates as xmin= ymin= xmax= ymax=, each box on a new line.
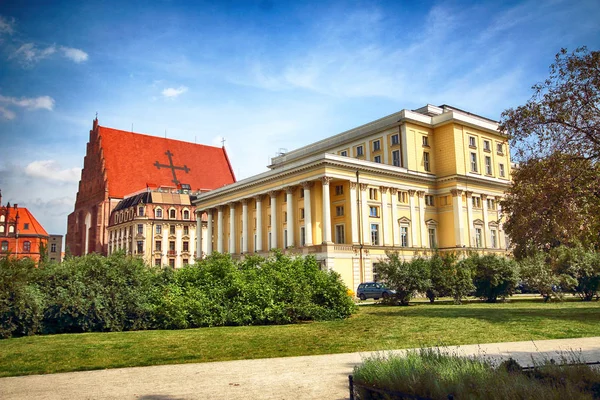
xmin=169 ymin=209 xmax=176 ymax=219
xmin=0 ymin=215 xmax=4 ymax=222
xmin=0 ymin=226 xmax=4 ymax=233
xmin=156 ymin=208 xmax=163 ymax=218
xmin=23 ymin=241 xmax=31 ymax=252
xmin=9 ymin=226 xmax=14 ymax=233
xmin=183 ymin=210 xmax=190 ymax=220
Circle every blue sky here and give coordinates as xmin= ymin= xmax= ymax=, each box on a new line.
xmin=0 ymin=0 xmax=599 ymax=238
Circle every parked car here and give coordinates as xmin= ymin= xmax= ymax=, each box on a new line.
xmin=356 ymin=282 xmax=396 ymax=301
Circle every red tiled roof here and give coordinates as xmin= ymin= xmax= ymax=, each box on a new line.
xmin=1 ymin=206 xmax=49 ymax=237
xmin=98 ymin=126 xmax=236 ymax=198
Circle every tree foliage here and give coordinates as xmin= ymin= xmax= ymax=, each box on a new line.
xmin=376 ymin=252 xmax=431 ymax=305
xmin=471 ymin=254 xmax=519 ymax=303
xmin=550 ymin=245 xmax=600 ymax=301
xmin=499 ymin=47 xmax=600 ymax=257
xmin=501 ymin=153 xmax=600 ymax=258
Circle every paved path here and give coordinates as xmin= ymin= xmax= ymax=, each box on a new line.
xmin=1 ymin=337 xmax=599 ymax=400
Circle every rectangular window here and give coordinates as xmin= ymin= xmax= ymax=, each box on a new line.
xmin=369 ymin=188 xmax=378 ymax=200
xmin=425 ymin=195 xmax=434 ymax=206
xmin=156 ymin=224 xmax=162 ymax=235
xmin=51 ymin=243 xmax=57 ymax=252
xmin=487 ymin=198 xmax=495 ymax=210
xmin=23 ymin=241 xmax=31 ymax=252
xmin=300 ymin=208 xmax=305 ymax=219
xmin=398 ymin=191 xmax=408 ymax=203
xmin=335 ymin=225 xmax=345 ymax=244
xmin=137 ymin=224 xmax=143 ymax=234
xmin=491 ymin=229 xmax=497 ymax=249
xmin=183 ymin=259 xmax=189 ymax=265
xmin=300 ymin=227 xmax=306 ymax=246
xmin=335 ymin=206 xmax=344 ymax=216
xmin=392 ymin=150 xmax=401 ymax=167
xmin=472 ymin=197 xmax=481 ymax=208
xmin=23 ymin=223 xmax=29 ymax=230
xmin=475 ymin=228 xmax=483 ymax=248
xmin=155 ymin=258 xmax=161 ymax=266
xmin=423 ymin=152 xmax=430 ymax=172
xmin=499 ymin=163 xmax=505 ymax=177
xmin=170 ymin=225 xmax=176 ymax=235
xmin=340 ymin=150 xmax=348 ymax=157
xmin=374 ymin=155 xmax=382 ymax=163
xmin=335 ymin=185 xmax=344 ymax=195
xmin=370 ymin=224 xmax=379 ymax=245
xmin=138 ymin=206 xmax=144 ymax=216
xmin=470 ymin=152 xmax=478 ymax=172
xmin=469 ymin=136 xmax=476 ymax=148
xmin=373 ymin=140 xmax=381 ymax=151
xmin=400 ymin=226 xmax=408 ymax=247
xmin=169 ymin=259 xmax=175 ymax=268
xmin=428 ymin=228 xmax=436 ymax=248
xmin=137 ymin=241 xmax=143 ymax=254
xmin=300 ymin=190 xmax=304 ymax=198
xmin=485 ymin=156 xmax=492 ymax=175
xmin=356 ymin=145 xmax=364 ymax=156
xmin=184 ymin=225 xmax=189 ymax=235
xmin=183 ymin=241 xmax=189 ymax=252
xmin=391 ymin=134 xmax=399 ymax=145
xmin=268 ymin=232 xmax=272 ymax=249
xmin=284 ymin=229 xmax=288 ymax=248
xmin=254 ymin=234 xmax=257 ymax=250
xmin=369 ymin=206 xmax=379 ymax=218
xmin=484 ymin=140 xmax=491 ymax=151
xmin=284 ymin=211 xmax=288 ymax=221
xmin=169 ymin=241 xmax=175 ymax=251
xmin=422 ymin=136 xmax=429 ymax=147
xmin=497 ymin=143 xmax=504 ymax=154
xmin=155 ymin=241 xmax=162 ymax=251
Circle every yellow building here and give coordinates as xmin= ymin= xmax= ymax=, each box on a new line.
xmin=193 ymin=104 xmax=511 ymax=292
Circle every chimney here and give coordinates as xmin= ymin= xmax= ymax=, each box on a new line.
xmin=14 ymin=203 xmax=18 ymax=209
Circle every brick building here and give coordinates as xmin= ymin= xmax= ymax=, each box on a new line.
xmin=66 ymin=118 xmax=236 ymax=256
xmin=0 ymin=190 xmax=50 ymax=262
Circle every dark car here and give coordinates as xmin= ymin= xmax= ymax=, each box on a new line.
xmin=356 ymin=282 xmax=396 ymax=301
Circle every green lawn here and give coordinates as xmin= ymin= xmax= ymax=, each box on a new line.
xmin=1 ymin=298 xmax=599 ymax=377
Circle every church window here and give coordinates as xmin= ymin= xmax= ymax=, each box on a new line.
xmin=156 ymin=208 xmax=163 ymax=218
xmin=1 ymin=241 xmax=7 ymax=251
xmin=183 ymin=210 xmax=190 ymax=220
xmin=169 ymin=209 xmax=176 ymax=219
xmin=23 ymin=241 xmax=31 ymax=252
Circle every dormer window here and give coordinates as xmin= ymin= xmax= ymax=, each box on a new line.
xmin=183 ymin=210 xmax=190 ymax=220
xmin=138 ymin=206 xmax=144 ymax=216
xmin=156 ymin=208 xmax=163 ymax=218
xmin=169 ymin=209 xmax=176 ymax=219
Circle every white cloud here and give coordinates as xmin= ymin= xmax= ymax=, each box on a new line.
xmin=10 ymin=43 xmax=57 ymax=65
xmin=0 ymin=15 xmax=15 ymax=35
xmin=162 ymin=86 xmax=188 ymax=98
xmin=61 ymin=46 xmax=88 ymax=63
xmin=0 ymin=94 xmax=55 ymax=111
xmin=0 ymin=106 xmax=16 ymax=120
xmin=24 ymin=160 xmax=80 ymax=183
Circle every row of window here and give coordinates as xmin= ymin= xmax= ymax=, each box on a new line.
xmin=109 ymin=224 xmax=192 ymax=240
xmin=469 ymin=136 xmax=505 ymax=155
xmin=1 ymin=240 xmax=32 ymax=252
xmin=470 ymin=153 xmax=506 ymax=177
xmin=114 ymin=207 xmax=192 ymax=225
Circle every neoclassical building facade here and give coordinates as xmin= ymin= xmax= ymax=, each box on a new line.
xmin=193 ymin=105 xmax=512 ymax=291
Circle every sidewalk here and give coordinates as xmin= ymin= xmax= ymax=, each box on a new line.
xmin=1 ymin=337 xmax=599 ymax=400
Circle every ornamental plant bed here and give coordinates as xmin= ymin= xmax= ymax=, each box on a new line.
xmin=351 ymin=349 xmax=600 ymax=400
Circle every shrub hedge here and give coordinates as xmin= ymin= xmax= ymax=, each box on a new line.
xmin=0 ymin=251 xmax=356 ymax=338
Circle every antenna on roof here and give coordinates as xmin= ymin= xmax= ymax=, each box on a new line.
xmin=95 ymin=112 xmax=98 ymax=120
xmin=221 ymin=137 xmax=226 ymax=147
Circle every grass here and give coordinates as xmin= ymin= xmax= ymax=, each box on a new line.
xmin=353 ymin=349 xmax=600 ymax=399
xmin=1 ymin=297 xmax=599 ymax=377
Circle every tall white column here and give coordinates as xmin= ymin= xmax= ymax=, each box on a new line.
xmin=466 ymin=191 xmax=474 ymax=247
xmin=229 ymin=203 xmax=236 ymax=253
xmin=206 ymin=209 xmax=213 ymax=256
xmin=400 ymin=125 xmax=408 ymax=169
xmin=242 ymin=200 xmax=248 ymax=253
xmin=217 ymin=206 xmax=224 ymax=253
xmin=381 ymin=187 xmax=390 ymax=246
xmin=453 ymin=189 xmax=465 ymax=247
xmin=361 ymin=184 xmax=370 ymax=244
xmin=408 ymin=190 xmax=418 ymax=247
xmin=255 ymin=195 xmax=263 ymax=252
xmin=390 ymin=188 xmax=399 ymax=246
xmin=196 ymin=210 xmax=202 ymax=259
xmin=418 ymin=191 xmax=427 ymax=247
xmin=302 ymin=182 xmax=313 ymax=246
xmin=269 ymin=191 xmax=278 ymax=249
xmin=349 ymin=182 xmax=359 ymax=244
xmin=321 ymin=177 xmax=333 ymax=244
xmin=286 ymin=187 xmax=294 ymax=248
xmin=482 ymin=194 xmax=489 ymax=248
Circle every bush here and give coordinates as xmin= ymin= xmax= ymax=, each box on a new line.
xmin=376 ymin=252 xmax=431 ymax=305
xmin=471 ymin=254 xmax=519 ymax=303
xmin=0 ymin=257 xmax=45 ymax=338
xmin=519 ymin=252 xmax=566 ymax=301
xmin=353 ymin=349 xmax=600 ymax=400
xmin=551 ymin=245 xmax=600 ymax=301
xmin=426 ymin=252 xmax=473 ymax=304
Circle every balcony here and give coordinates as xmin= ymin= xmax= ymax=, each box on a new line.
xmin=168 ymin=250 xmax=177 ymax=256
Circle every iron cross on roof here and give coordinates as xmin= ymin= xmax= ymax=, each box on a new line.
xmin=154 ymin=150 xmax=190 ymax=185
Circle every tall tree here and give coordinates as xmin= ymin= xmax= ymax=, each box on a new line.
xmin=500 ymin=48 xmax=600 ymax=257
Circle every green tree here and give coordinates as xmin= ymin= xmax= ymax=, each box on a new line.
xmin=426 ymin=252 xmax=459 ymax=303
xmin=471 ymin=254 xmax=519 ymax=303
xmin=551 ymin=245 xmax=600 ymax=301
xmin=376 ymin=252 xmax=431 ymax=306
xmin=447 ymin=260 xmax=476 ymax=305
xmin=518 ymin=252 xmax=564 ymax=302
